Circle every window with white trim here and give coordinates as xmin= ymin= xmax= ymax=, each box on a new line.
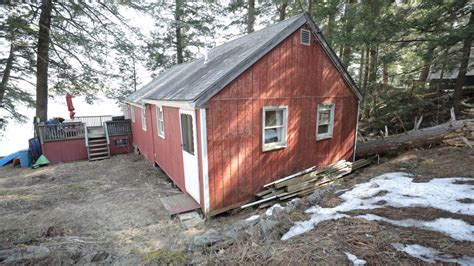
xmin=262 ymin=106 xmax=288 ymax=151
xmin=130 ymin=106 xmax=135 ymax=123
xmin=316 ymin=103 xmax=335 ymax=140
xmin=157 ymin=106 xmax=165 ymax=138
xmin=141 ymin=107 xmax=147 ymax=131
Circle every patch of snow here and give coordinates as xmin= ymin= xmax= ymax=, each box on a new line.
xmin=392 ymin=243 xmax=474 ymax=265
xmin=335 ymin=172 xmax=474 ymax=216
xmin=282 ymin=172 xmax=474 ymax=241
xmin=359 ymin=214 xmax=474 ymax=241
xmin=281 ymin=206 xmax=348 ymax=240
xmin=245 ymin=215 xmax=260 ymax=222
xmin=265 ymin=203 xmax=284 ymax=216
xmin=344 ymin=252 xmax=367 ymax=265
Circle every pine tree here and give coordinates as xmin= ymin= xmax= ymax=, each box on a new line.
xmin=145 ymin=1 xmax=219 ymax=72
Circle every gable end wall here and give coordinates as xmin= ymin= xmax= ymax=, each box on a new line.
xmin=205 ymin=25 xmax=359 ymax=213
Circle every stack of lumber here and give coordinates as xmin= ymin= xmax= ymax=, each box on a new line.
xmin=241 ymin=159 xmax=371 ymax=209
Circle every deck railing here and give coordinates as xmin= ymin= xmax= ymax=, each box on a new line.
xmin=75 ymin=115 xmax=112 ymax=127
xmin=105 ymin=120 xmax=132 ymax=136
xmin=37 ymin=122 xmax=86 ymax=143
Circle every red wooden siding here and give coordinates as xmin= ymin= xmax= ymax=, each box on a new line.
xmin=149 ymin=105 xmax=186 ymax=192
xmin=130 ymin=105 xmax=155 ymax=162
xmin=42 ymin=139 xmax=88 ymax=163
xmin=206 ymin=26 xmax=359 ymax=212
xmin=109 ymin=134 xmax=133 ymax=155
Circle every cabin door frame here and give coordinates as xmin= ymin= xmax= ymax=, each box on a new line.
xmin=179 ymin=109 xmax=200 ymax=203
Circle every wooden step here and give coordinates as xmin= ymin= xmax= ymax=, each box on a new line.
xmin=86 ymin=125 xmax=110 ymax=162
xmin=88 ymin=134 xmax=106 ymax=138
xmin=88 ymin=143 xmax=108 ymax=148
xmin=89 ymin=151 xmax=109 ymax=157
xmin=88 ymin=138 xmax=107 ymax=143
xmin=89 ymin=155 xmax=110 ymax=161
xmin=89 ymin=147 xmax=109 ymax=152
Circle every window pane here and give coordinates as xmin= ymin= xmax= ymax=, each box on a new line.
xmin=264 ymin=128 xmax=282 ymax=144
xmin=318 ymin=124 xmax=329 ymax=134
xmin=319 ymin=110 xmax=330 ymax=125
xmin=180 ymin=114 xmax=194 ymax=155
xmin=159 ymin=121 xmax=164 ymax=134
xmin=265 ymin=110 xmax=283 ymax=127
xmin=158 ymin=108 xmax=163 ymax=120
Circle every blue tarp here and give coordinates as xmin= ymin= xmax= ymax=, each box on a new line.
xmin=0 ymin=152 xmax=20 ymax=167
xmin=29 ymin=138 xmax=42 ymax=162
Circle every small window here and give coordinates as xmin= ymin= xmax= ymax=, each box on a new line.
xmin=115 ymin=139 xmax=128 ymax=147
xmin=262 ymin=106 xmax=288 ymax=151
xmin=300 ymin=29 xmax=311 ymax=46
xmin=316 ymin=103 xmax=335 ymax=140
xmin=141 ymin=107 xmax=147 ymax=131
xmin=157 ymin=106 xmax=165 ymax=138
xmin=130 ymin=106 xmax=135 ymax=123
xmin=180 ymin=113 xmax=194 ymax=155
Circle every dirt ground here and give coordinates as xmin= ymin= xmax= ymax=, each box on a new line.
xmin=1 ymin=146 xmax=473 ymax=264
xmin=0 ymin=154 xmax=207 ymax=264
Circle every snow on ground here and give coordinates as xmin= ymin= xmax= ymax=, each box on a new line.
xmin=265 ymin=203 xmax=284 ymax=216
xmin=343 ymin=252 xmax=366 ymax=265
xmin=245 ymin=215 xmax=260 ymax=222
xmin=359 ymin=214 xmax=474 ymax=241
xmin=282 ymin=172 xmax=474 ymax=241
xmin=392 ymin=243 xmax=474 ymax=265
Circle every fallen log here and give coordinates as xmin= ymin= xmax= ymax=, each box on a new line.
xmin=356 ymin=119 xmax=474 ymax=158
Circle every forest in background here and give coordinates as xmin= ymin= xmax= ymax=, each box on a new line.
xmin=0 ymin=0 xmax=472 ymax=138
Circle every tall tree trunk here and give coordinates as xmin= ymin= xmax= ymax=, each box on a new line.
xmin=383 ymin=63 xmax=388 ymax=85
xmin=418 ymin=47 xmax=435 ymax=83
xmin=362 ymin=47 xmax=370 ymax=89
xmin=358 ymin=47 xmax=365 ymax=88
xmin=277 ymin=1 xmax=288 ymax=21
xmin=247 ymin=0 xmax=256 ymax=34
xmin=36 ymin=0 xmax=52 ymax=122
xmin=175 ymin=0 xmax=184 ymax=64
xmin=308 ymin=0 xmax=313 ymax=13
xmin=368 ymin=45 xmax=378 ymax=83
xmin=341 ymin=0 xmax=355 ymax=67
xmin=132 ymin=55 xmax=137 ymax=92
xmin=0 ymin=42 xmax=15 ymax=105
xmin=453 ymin=7 xmax=473 ymax=116
xmin=327 ymin=13 xmax=335 ymax=39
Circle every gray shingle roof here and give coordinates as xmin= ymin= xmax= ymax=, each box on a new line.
xmin=127 ymin=13 xmax=361 ymax=107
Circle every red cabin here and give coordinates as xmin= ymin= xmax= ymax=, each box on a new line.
xmin=126 ymin=13 xmax=362 ymax=216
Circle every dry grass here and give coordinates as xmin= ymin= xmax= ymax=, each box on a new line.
xmin=208 ymin=218 xmax=412 ymax=265
xmin=209 ymin=215 xmax=474 ymax=265
xmin=0 ymin=154 xmax=200 ymax=264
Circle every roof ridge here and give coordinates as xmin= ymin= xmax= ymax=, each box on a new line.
xmin=208 ymin=13 xmax=305 ymax=52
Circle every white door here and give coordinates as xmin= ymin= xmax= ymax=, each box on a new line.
xmin=179 ymin=109 xmax=200 ymax=203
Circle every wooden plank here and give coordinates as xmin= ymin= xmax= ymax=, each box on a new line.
xmin=263 ymin=166 xmax=316 ymax=188
xmin=241 ymin=195 xmax=277 ymax=209
xmin=255 ymin=189 xmax=272 ymax=197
